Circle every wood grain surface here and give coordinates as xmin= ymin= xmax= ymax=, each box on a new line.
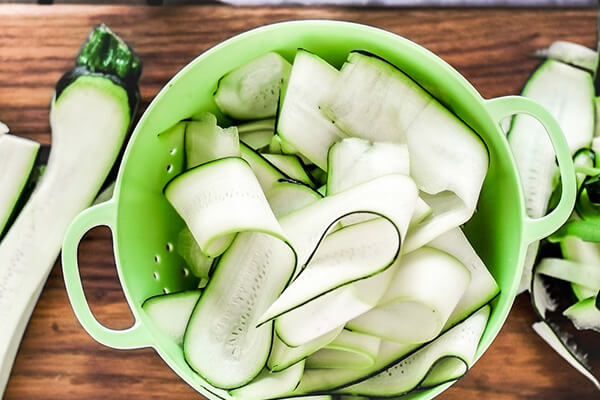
xmin=0 ymin=5 xmax=598 ymax=399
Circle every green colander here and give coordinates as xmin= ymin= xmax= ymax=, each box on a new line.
xmin=61 ymin=20 xmax=576 ymax=399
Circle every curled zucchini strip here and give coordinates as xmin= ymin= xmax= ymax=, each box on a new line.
xmin=259 ymin=174 xmax=418 ymax=325
xmin=268 ymin=326 xmax=343 ymax=373
xmin=277 ymin=49 xmax=347 ymax=170
xmin=403 ymin=100 xmax=488 ymax=253
xmin=305 ymin=330 xmax=381 ymax=370
xmin=274 ymin=267 xmax=396 ymax=347
xmin=229 ymin=361 xmax=305 ymax=400
xmin=166 ymin=157 xmax=298 ymax=389
xmin=141 ymin=290 xmax=201 ymax=345
xmin=346 ymin=247 xmax=471 ymax=344
xmin=427 ymin=228 xmax=500 ymax=324
xmin=214 ymin=52 xmax=291 ymax=120
xmin=165 ymin=157 xmax=288 ymax=258
xmin=337 ymin=306 xmax=490 ymax=397
xmin=536 ymin=258 xmax=600 ymax=290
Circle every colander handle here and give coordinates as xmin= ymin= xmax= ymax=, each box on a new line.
xmin=485 ymin=96 xmax=577 ymax=244
xmin=62 ymin=200 xmax=151 ymax=350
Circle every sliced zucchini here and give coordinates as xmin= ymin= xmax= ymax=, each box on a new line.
xmin=402 ymin=105 xmax=487 ymax=252
xmin=263 ymin=154 xmax=313 ymax=186
xmin=427 ymin=228 xmax=500 ymax=324
xmin=261 ymin=180 xmax=418 ymax=325
xmin=142 ymin=290 xmax=201 ymax=345
xmin=305 ymin=330 xmax=381 ymax=370
xmin=164 ymin=157 xmax=287 ymax=258
xmin=268 ymin=326 xmax=343 ymax=373
xmin=419 ymin=357 xmax=468 ymax=389
xmin=0 ymin=134 xmax=40 ymax=236
xmin=240 ymin=142 xmax=287 ymax=193
xmin=322 ymin=51 xmax=428 ymax=142
xmin=337 ymin=306 xmax=489 ymax=397
xmin=291 ymin=301 xmax=496 ymax=393
xmin=277 ymin=49 xmax=346 ymax=170
xmin=3 ymin=24 xmax=140 ymax=396
xmin=509 ymin=59 xmax=595 ymax=293
xmin=177 ymin=227 xmax=213 ymax=279
xmin=536 ymin=258 xmax=600 ymax=290
xmin=346 ymin=247 xmax=470 ymax=344
xmin=560 ymin=233 xmax=600 ymax=301
xmin=266 ymin=180 xmax=322 ymax=219
xmin=214 ymin=52 xmax=291 ymax=120
xmin=285 ymin=172 xmax=416 ymax=271
xmin=185 ymin=113 xmax=240 ymax=169
xmin=238 ymin=118 xmax=275 ymax=151
xmin=229 ymin=361 xmax=305 ymax=400
xmin=184 ymin=231 xmax=295 ymax=389
xmin=563 ymin=297 xmax=600 ymax=332
xmin=274 ymin=266 xmax=396 ymax=347
xmin=535 ymin=41 xmax=597 ymax=72
xmin=172 ymin=157 xmax=320 ymax=389
xmin=322 ymin=53 xmax=487 ymax=252
xmin=326 ymin=137 xmax=410 ymax=196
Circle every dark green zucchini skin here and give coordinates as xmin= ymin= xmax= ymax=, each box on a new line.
xmin=55 ymin=24 xmax=142 ymax=116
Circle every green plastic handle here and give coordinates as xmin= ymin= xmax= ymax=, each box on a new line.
xmin=62 ymin=201 xmax=150 ymax=349
xmin=485 ymin=95 xmax=577 ymax=244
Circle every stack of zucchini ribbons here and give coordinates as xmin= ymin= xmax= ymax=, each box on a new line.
xmin=508 ymin=37 xmax=600 ymax=390
xmin=0 ymin=25 xmax=141 ymax=396
xmin=143 ymin=49 xmax=500 ymax=399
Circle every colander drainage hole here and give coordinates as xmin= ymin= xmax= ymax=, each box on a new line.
xmin=181 ymin=268 xmax=189 ymax=277
xmin=170 ymin=148 xmax=177 ymax=155
xmin=166 ymin=164 xmax=174 ymax=173
xmin=166 ymin=242 xmax=174 ymax=252
xmin=163 ymin=288 xmax=170 ymax=294
xmin=153 ymin=272 xmax=159 ymax=280
xmin=154 ymin=255 xmax=160 ymax=263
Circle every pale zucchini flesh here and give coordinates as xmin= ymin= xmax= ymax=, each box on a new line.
xmin=268 ymin=326 xmax=343 ymax=373
xmin=177 ymin=227 xmax=214 ymax=279
xmin=185 ymin=113 xmax=240 ymax=169
xmin=509 ymin=59 xmax=595 ymax=293
xmin=142 ymin=290 xmax=201 ymax=345
xmin=277 ymin=50 xmax=347 ymax=170
xmin=337 ymin=306 xmax=490 ymax=397
xmin=184 ymin=231 xmax=295 ymax=389
xmin=306 ymin=330 xmax=381 ymax=370
xmin=347 ymin=247 xmax=470 ymax=344
xmin=229 ymin=361 xmax=305 ymax=400
xmin=274 ymin=267 xmax=395 ymax=347
xmin=164 ymin=157 xmax=287 ymax=257
xmin=146 ymin=47 xmax=498 ymax=398
xmin=563 ymin=297 xmax=600 ymax=332
xmin=260 ymin=175 xmax=418 ymax=325
xmin=215 ymin=52 xmax=291 ymax=120
xmin=535 ymin=41 xmax=598 ymax=72
xmin=3 ymin=73 xmax=133 ymax=395
xmin=263 ymin=153 xmax=313 ymax=186
xmin=238 ymin=118 xmax=275 ymax=151
xmin=0 ymin=134 xmax=40 ymax=236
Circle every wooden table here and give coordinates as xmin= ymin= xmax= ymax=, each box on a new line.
xmin=1 ymin=5 xmax=598 ymax=399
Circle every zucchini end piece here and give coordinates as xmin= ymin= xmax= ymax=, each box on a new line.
xmin=55 ymin=24 xmax=142 ymax=116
